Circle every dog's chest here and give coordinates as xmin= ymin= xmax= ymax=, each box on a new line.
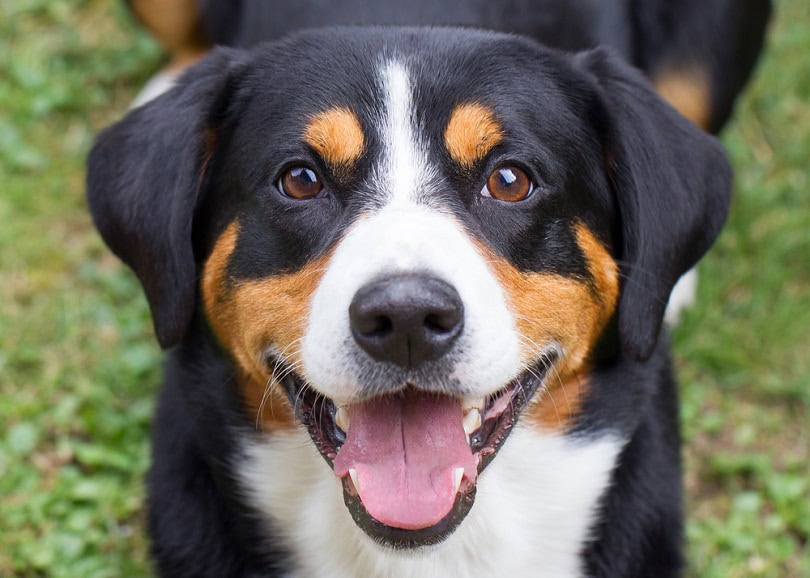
xmin=239 ymin=427 xmax=624 ymax=578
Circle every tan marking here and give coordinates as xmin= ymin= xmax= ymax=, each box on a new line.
xmin=129 ymin=0 xmax=208 ymax=69
xmin=573 ymin=223 xmax=621 ymax=317
xmin=201 ymin=221 xmax=331 ymax=431
xmin=654 ymin=67 xmax=712 ymax=131
xmin=526 ymin=372 xmax=590 ymax=431
xmin=164 ymin=50 xmax=207 ymax=73
xmin=303 ymin=107 xmax=365 ymax=171
xmin=482 ymin=223 xmax=619 ymax=430
xmin=225 ymin=371 xmax=298 ymax=433
xmin=444 ymin=103 xmax=504 ymax=167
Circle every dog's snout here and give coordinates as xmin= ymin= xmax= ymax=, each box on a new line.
xmin=349 ymin=274 xmax=464 ymax=368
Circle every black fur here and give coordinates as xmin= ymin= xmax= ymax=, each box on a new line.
xmin=147 ymin=319 xmax=291 ymax=577
xmin=87 ymin=49 xmax=247 ymax=347
xmin=88 ymin=25 xmax=734 ymax=578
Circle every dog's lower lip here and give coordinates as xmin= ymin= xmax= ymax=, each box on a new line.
xmin=272 ymin=353 xmax=556 ymax=546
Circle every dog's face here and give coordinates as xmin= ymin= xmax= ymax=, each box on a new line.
xmin=88 ymin=28 xmax=730 ymax=547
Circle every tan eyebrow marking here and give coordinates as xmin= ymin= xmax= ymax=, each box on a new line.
xmin=444 ymin=103 xmax=504 ymax=167
xmin=303 ymin=107 xmax=366 ymax=170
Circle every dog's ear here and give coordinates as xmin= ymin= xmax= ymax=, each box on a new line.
xmin=575 ymin=48 xmax=733 ymax=361
xmin=87 ymin=48 xmax=247 ymax=349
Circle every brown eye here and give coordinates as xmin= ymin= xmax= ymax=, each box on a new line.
xmin=279 ymin=166 xmax=324 ymax=200
xmin=482 ymin=166 xmax=533 ymax=202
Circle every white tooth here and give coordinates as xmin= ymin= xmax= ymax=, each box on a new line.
xmin=462 ymin=408 xmax=481 ymax=436
xmin=349 ymin=468 xmax=361 ymax=493
xmin=462 ymin=397 xmax=485 ymax=411
xmin=453 ymin=467 xmax=464 ymax=494
xmin=335 ymin=406 xmax=350 ymax=432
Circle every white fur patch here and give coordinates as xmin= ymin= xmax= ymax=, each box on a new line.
xmin=371 ymin=59 xmax=438 ymax=206
xmin=130 ymin=70 xmax=179 ymax=109
xmin=664 ymin=267 xmax=698 ymax=325
xmin=300 ymin=204 xmax=523 ymax=404
xmin=240 ymin=427 xmax=625 ymax=578
xmin=299 ymin=60 xmax=524 ymax=403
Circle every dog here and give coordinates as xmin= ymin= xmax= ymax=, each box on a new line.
xmin=87 ymin=3 xmax=768 ymax=577
xmin=126 ymin=0 xmax=771 ymax=134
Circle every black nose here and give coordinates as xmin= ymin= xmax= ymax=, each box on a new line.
xmin=349 ymin=274 xmax=464 ymax=368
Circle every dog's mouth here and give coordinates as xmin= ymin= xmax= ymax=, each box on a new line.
xmin=276 ymin=354 xmax=556 ymax=548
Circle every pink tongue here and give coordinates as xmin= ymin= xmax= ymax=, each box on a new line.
xmin=333 ymin=390 xmax=477 ymax=530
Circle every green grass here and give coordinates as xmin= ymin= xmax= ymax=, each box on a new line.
xmin=0 ymin=2 xmax=161 ymax=576
xmin=0 ymin=1 xmax=807 ymax=576
xmin=674 ymin=2 xmax=810 ymax=575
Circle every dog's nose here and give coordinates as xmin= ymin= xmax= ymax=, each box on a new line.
xmin=349 ymin=274 xmax=464 ymax=368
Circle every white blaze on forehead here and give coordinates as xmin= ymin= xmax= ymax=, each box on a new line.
xmin=374 ymin=59 xmax=438 ymax=206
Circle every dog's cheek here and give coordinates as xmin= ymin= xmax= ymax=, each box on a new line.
xmin=201 ymin=220 xmax=330 ymax=430
xmin=483 ymin=223 xmax=619 ymax=430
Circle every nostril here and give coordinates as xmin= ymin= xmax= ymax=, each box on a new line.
xmin=349 ymin=296 xmax=395 ymax=337
xmin=424 ymin=312 xmax=457 ymax=334
xmin=365 ymin=315 xmax=393 ymax=337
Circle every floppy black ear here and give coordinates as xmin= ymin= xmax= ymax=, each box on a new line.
xmin=575 ymin=48 xmax=733 ymax=361
xmin=87 ymin=48 xmax=247 ymax=348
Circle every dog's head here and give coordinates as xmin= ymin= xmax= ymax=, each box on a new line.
xmin=88 ymin=28 xmax=731 ymax=546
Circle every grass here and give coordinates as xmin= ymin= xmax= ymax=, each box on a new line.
xmin=674 ymin=2 xmax=810 ymax=574
xmin=0 ymin=2 xmax=161 ymax=576
xmin=0 ymin=0 xmax=807 ymax=576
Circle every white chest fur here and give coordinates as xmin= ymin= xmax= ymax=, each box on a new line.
xmin=240 ymin=426 xmax=624 ymax=578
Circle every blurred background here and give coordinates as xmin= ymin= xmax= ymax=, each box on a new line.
xmin=0 ymin=1 xmax=807 ymax=576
